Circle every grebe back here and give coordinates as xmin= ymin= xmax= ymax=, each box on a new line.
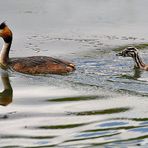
xmin=0 ymin=22 xmax=75 ymax=74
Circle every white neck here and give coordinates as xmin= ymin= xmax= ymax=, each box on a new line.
xmin=0 ymin=41 xmax=11 ymax=66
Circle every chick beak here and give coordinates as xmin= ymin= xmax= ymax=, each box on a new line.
xmin=116 ymin=52 xmax=123 ymax=56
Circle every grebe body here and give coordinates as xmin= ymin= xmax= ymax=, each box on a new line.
xmin=116 ymin=47 xmax=148 ymax=70
xmin=0 ymin=22 xmax=75 ymax=75
xmin=9 ymin=56 xmax=75 ymax=74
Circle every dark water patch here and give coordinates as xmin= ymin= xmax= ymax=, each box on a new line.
xmin=29 ymin=145 xmax=57 ymax=148
xmin=2 ymin=145 xmax=56 ymax=148
xmin=47 ymin=95 xmax=105 ymax=102
xmin=24 ymin=11 xmax=33 ymax=14
xmin=67 ymin=107 xmax=130 ymax=116
xmin=38 ymin=123 xmax=88 ymax=130
xmin=133 ymin=118 xmax=148 ymax=121
xmin=113 ymin=43 xmax=148 ymax=52
xmin=0 ymin=112 xmax=69 ymax=120
xmin=0 ymin=135 xmax=55 ymax=139
xmin=2 ymin=146 xmax=20 ymax=148
xmin=0 ymin=111 xmax=17 ymax=120
xmin=134 ymin=43 xmax=148 ymax=49
xmin=111 ymin=117 xmax=148 ymax=122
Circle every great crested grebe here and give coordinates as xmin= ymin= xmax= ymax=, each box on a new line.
xmin=0 ymin=22 xmax=75 ymax=74
xmin=116 ymin=47 xmax=148 ymax=70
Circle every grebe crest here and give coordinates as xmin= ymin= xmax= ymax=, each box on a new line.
xmin=0 ymin=22 xmax=12 ymax=43
xmin=0 ymin=22 xmax=75 ymax=75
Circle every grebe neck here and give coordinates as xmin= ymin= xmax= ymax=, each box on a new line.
xmin=0 ymin=38 xmax=12 ymax=66
xmin=133 ymin=53 xmax=145 ymax=69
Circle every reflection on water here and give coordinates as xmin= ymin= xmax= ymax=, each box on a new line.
xmin=119 ymin=68 xmax=142 ymax=80
xmin=0 ymin=72 xmax=12 ymax=106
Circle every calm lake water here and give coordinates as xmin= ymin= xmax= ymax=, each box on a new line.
xmin=0 ymin=0 xmax=148 ymax=147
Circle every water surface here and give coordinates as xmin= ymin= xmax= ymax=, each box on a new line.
xmin=0 ymin=0 xmax=148 ymax=147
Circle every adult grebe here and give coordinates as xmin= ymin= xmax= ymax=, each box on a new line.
xmin=0 ymin=22 xmax=75 ymax=74
xmin=116 ymin=47 xmax=148 ymax=70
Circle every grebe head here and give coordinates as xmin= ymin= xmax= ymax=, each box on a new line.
xmin=0 ymin=22 xmax=12 ymax=43
xmin=116 ymin=47 xmax=139 ymax=58
xmin=0 ymin=22 xmax=13 ymax=66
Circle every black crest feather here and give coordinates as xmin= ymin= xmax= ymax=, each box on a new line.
xmin=0 ymin=22 xmax=7 ymax=29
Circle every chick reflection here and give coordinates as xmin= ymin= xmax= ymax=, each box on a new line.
xmin=120 ymin=68 xmax=142 ymax=80
xmin=133 ymin=67 xmax=142 ymax=79
xmin=0 ymin=72 xmax=13 ymax=106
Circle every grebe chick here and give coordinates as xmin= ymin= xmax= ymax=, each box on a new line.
xmin=116 ymin=47 xmax=148 ymax=70
xmin=0 ymin=22 xmax=75 ymax=74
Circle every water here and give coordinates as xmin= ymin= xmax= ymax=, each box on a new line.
xmin=0 ymin=0 xmax=148 ymax=147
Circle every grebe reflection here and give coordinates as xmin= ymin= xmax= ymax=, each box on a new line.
xmin=0 ymin=71 xmax=12 ymax=106
xmin=120 ymin=67 xmax=142 ymax=80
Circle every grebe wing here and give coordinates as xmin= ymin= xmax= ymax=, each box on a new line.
xmin=9 ymin=56 xmax=75 ymax=74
